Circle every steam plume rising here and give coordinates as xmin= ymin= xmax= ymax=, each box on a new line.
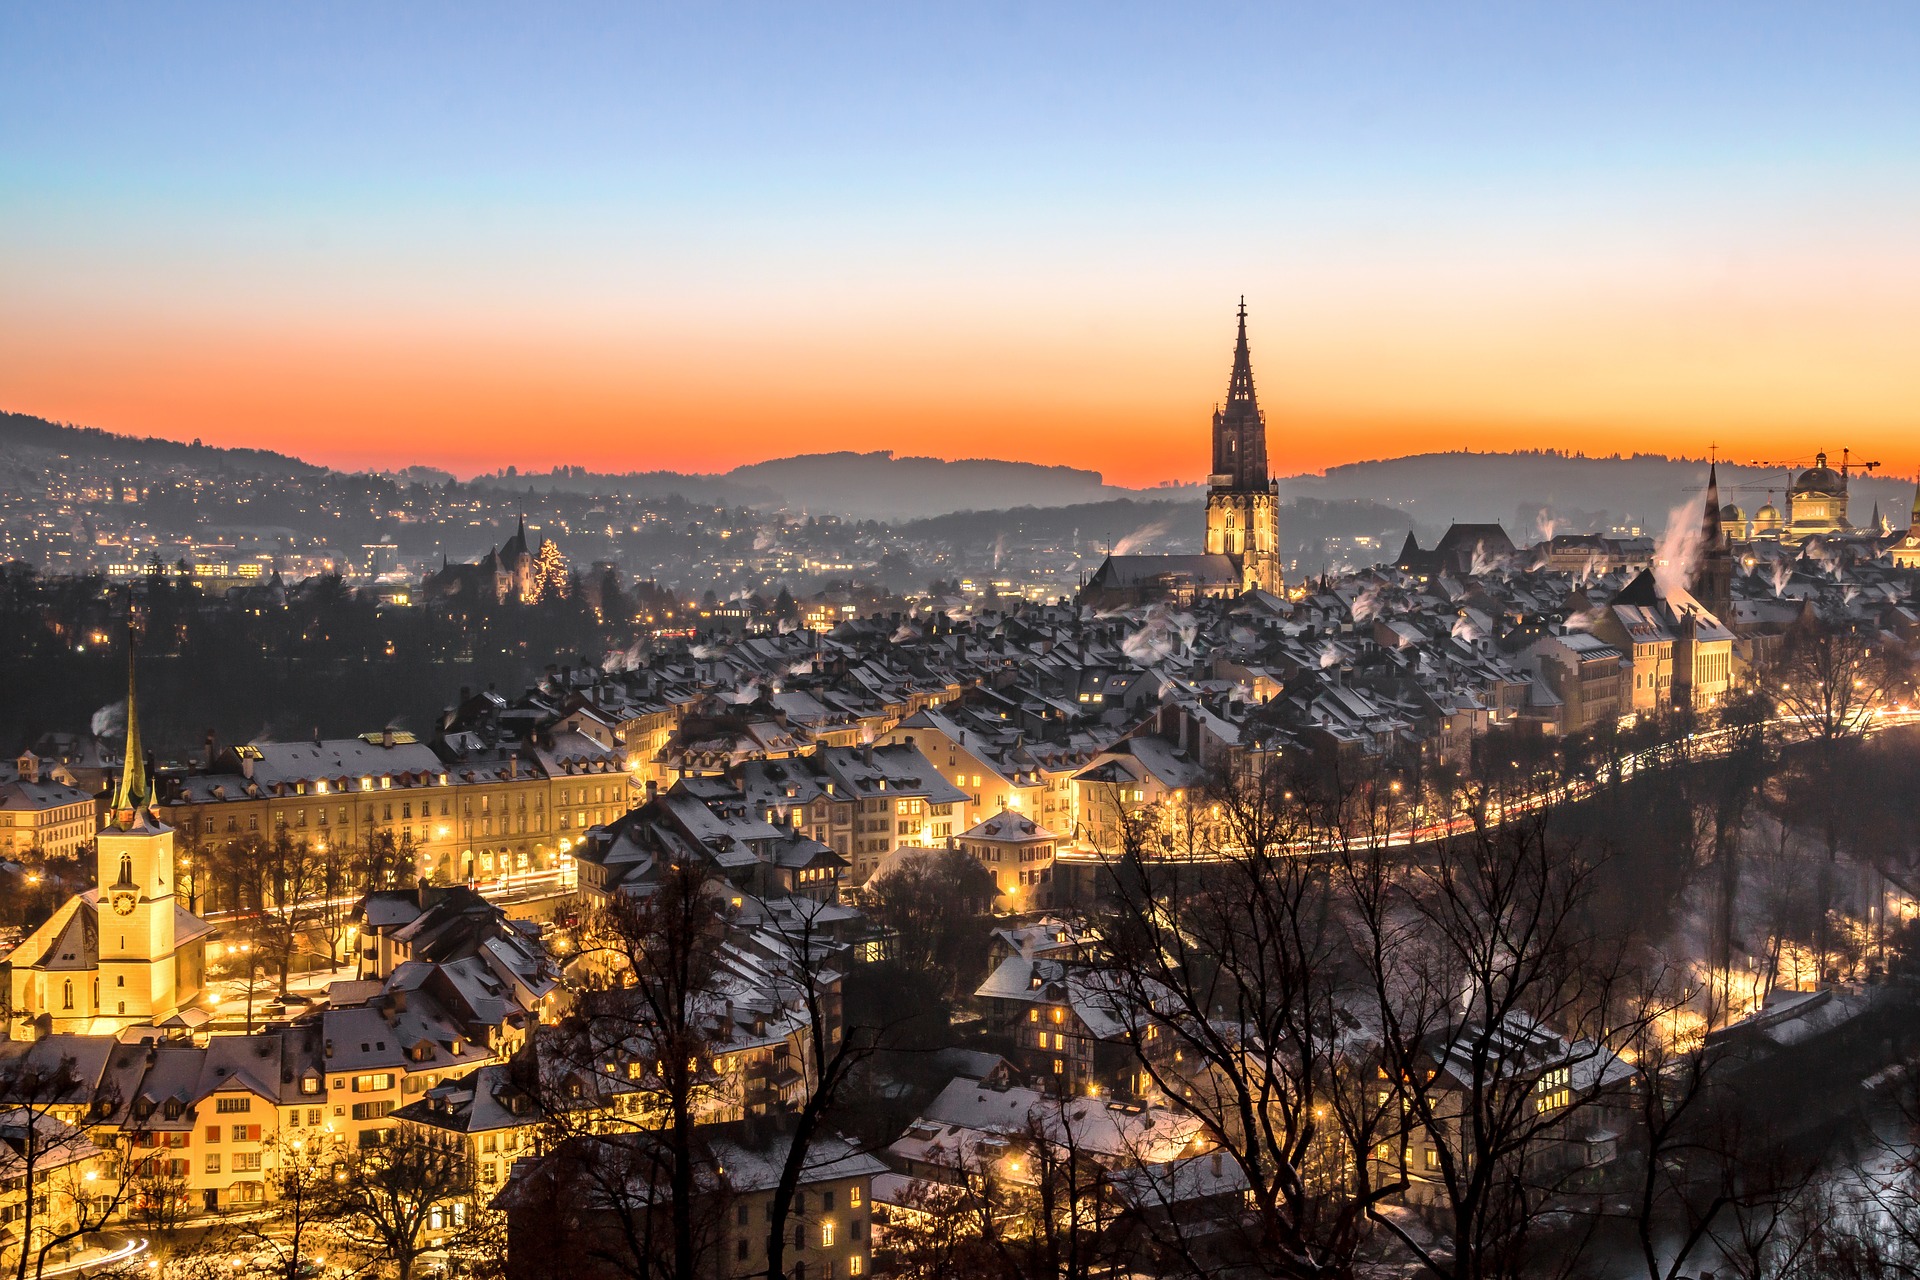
xmin=1111 ymin=519 xmax=1172 ymax=557
xmin=1652 ymin=500 xmax=1706 ymax=601
xmin=92 ymin=700 xmax=125 ymax=739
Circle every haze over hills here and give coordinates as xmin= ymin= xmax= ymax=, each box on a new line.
xmin=471 ymin=450 xmax=1188 ymax=521
xmin=4 ymin=412 xmax=1913 ymax=539
xmin=0 ymin=411 xmax=326 ymax=479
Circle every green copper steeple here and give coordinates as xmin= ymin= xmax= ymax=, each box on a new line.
xmin=110 ymin=633 xmax=150 ymax=827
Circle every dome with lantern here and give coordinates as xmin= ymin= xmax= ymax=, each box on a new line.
xmin=1791 ymin=452 xmax=1846 ymax=497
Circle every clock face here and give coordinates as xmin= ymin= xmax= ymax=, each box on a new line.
xmin=110 ymin=891 xmax=137 ymax=916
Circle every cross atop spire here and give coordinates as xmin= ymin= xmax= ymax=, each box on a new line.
xmin=110 ymin=629 xmax=151 ymax=828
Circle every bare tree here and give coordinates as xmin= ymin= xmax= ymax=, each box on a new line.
xmin=330 ymin=1129 xmax=477 ymax=1280
xmin=238 ymin=1132 xmax=345 ymax=1280
xmin=875 ymin=1178 xmax=996 ymax=1278
xmin=864 ymin=846 xmax=996 ymax=1001
xmin=545 ymin=863 xmax=734 ymax=1280
xmin=0 ymin=1055 xmax=128 ymax=1280
xmin=748 ymin=900 xmax=887 ymax=1280
xmin=1091 ymin=758 xmax=1393 ymax=1278
xmin=255 ymin=830 xmax=328 ymax=996
xmin=1340 ymin=803 xmax=1658 ymax=1280
xmin=1776 ymin=622 xmax=1888 ymax=750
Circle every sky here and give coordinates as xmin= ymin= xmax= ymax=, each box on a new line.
xmin=3 ymin=4 xmax=1919 ymax=486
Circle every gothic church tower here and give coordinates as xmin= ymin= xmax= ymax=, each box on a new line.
xmin=1691 ymin=458 xmax=1734 ymax=625
xmin=1203 ymin=299 xmax=1283 ymax=596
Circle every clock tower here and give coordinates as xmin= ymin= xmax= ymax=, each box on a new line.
xmin=96 ymin=646 xmax=192 ymax=1021
xmin=6 ymin=641 xmax=213 ymax=1038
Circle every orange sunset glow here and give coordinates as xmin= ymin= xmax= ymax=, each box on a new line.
xmin=5 ymin=6 xmax=1919 ymax=484
xmin=7 ymin=272 xmax=1918 ymax=485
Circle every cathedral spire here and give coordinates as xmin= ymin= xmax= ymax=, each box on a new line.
xmin=1225 ymin=296 xmax=1256 ymax=407
xmin=1211 ymin=297 xmax=1268 ymax=490
xmin=110 ymin=631 xmax=151 ymax=828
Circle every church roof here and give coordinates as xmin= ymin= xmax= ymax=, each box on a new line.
xmin=499 ymin=514 xmax=530 ymax=562
xmin=1087 ymin=554 xmax=1239 ymax=589
xmin=961 ymin=808 xmax=1058 ymax=844
xmin=0 ymin=777 xmax=92 ymax=813
xmin=0 ymin=895 xmax=96 ymax=971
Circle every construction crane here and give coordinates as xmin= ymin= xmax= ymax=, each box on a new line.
xmin=1685 ymin=448 xmax=1880 ymax=496
xmin=1742 ymin=448 xmax=1880 ymax=481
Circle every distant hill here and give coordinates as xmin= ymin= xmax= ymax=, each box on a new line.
xmin=5 ymin=412 xmax=1909 ymax=533
xmin=477 ymin=451 xmax=1192 ymax=521
xmin=0 ymin=411 xmax=326 ymax=477
xmin=729 ymin=451 xmax=1171 ymax=521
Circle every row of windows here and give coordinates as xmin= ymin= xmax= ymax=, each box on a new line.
xmin=205 ymin=1124 xmax=263 ymax=1143
xmin=205 ymin=1152 xmax=263 ymax=1173
xmin=184 ymin=786 xmax=619 ymax=833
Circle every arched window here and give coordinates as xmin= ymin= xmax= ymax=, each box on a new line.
xmin=63 ymin=979 xmax=73 ymax=1010
xmin=119 ymin=852 xmax=133 ymax=884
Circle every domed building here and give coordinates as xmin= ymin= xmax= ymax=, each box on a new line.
xmin=1719 ymin=502 xmax=1748 ymax=542
xmin=1751 ymin=496 xmax=1784 ymax=539
xmin=1784 ymin=452 xmax=1851 ymax=542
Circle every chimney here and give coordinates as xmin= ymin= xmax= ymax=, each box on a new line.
xmin=205 ymin=729 xmax=217 ymax=770
xmin=645 ymin=780 xmax=658 ymax=803
xmin=863 ymin=742 xmax=875 ymax=767
xmin=381 ymin=727 xmax=396 ymax=749
xmin=1210 ymin=1151 xmax=1223 ymax=1177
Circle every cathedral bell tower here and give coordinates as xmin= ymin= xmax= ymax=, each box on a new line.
xmin=1204 ymin=299 xmax=1283 ymax=596
xmin=95 ymin=640 xmax=183 ymax=1023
